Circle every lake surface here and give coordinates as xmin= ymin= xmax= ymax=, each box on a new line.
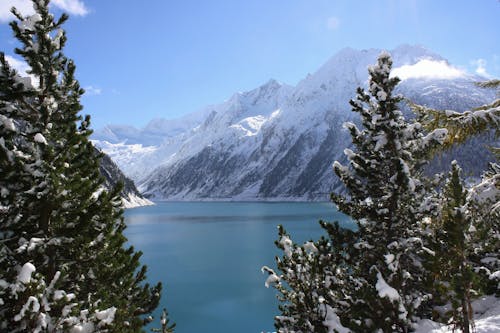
xmin=124 ymin=202 xmax=354 ymax=333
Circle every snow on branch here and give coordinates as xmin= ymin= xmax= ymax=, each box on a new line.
xmin=410 ymin=101 xmax=499 ymax=149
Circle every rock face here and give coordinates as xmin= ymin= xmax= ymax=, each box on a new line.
xmin=93 ymin=45 xmax=497 ymax=201
xmin=97 ymin=148 xmax=153 ymax=208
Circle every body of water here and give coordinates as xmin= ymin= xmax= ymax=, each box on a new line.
xmin=124 ymin=202 xmax=353 ymax=333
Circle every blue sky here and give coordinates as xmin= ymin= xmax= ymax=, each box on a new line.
xmin=1 ymin=0 xmax=499 ymax=129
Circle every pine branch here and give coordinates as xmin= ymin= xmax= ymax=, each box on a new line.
xmin=475 ymin=79 xmax=500 ymax=89
xmin=411 ymin=102 xmax=500 ymax=149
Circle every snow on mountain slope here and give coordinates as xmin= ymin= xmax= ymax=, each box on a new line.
xmin=93 ymin=45 xmax=497 ymax=200
xmin=97 ymin=148 xmax=153 ymax=208
xmin=92 ymin=140 xmax=159 ymax=181
xmin=92 ymin=108 xmax=212 ymax=179
xmin=93 ymin=108 xmax=211 ymax=146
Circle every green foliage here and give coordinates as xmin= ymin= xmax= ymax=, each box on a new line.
xmin=414 ymin=76 xmax=500 ymax=300
xmin=410 ymin=81 xmax=499 ymax=150
xmin=0 ymin=0 xmax=168 ymax=331
xmin=429 ymin=162 xmax=477 ymax=332
xmin=269 ymin=53 xmax=446 ymax=333
xmin=331 ymin=53 xmax=440 ymax=332
xmin=270 ymin=223 xmax=357 ymax=332
xmin=268 ymin=53 xmax=499 ymax=333
xmin=467 ymin=162 xmax=500 ymax=297
xmin=151 ymin=308 xmax=176 ymax=333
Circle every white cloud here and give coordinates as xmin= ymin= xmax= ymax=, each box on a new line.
xmin=471 ymin=58 xmax=491 ymax=78
xmin=84 ymin=85 xmax=102 ymax=95
xmin=51 ymin=0 xmax=89 ymax=16
xmin=0 ymin=0 xmax=88 ymax=22
xmin=391 ymin=59 xmax=466 ymax=81
xmin=0 ymin=0 xmax=34 ymax=22
xmin=326 ymin=16 xmax=340 ymax=30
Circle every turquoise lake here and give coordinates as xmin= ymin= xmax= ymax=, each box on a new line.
xmin=124 ymin=202 xmax=354 ymax=333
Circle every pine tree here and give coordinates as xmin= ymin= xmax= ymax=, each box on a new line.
xmin=330 ymin=52 xmax=446 ymax=332
xmin=267 ymin=53 xmax=447 ymax=333
xmin=431 ymin=161 xmax=477 ymax=332
xmin=0 ymin=1 xmax=165 ymax=331
xmin=466 ymin=162 xmax=500 ymax=297
xmin=412 ymin=78 xmax=499 ymax=299
xmin=265 ymin=223 xmax=356 ymax=332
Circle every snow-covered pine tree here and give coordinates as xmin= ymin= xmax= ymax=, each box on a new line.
xmin=266 ymin=53 xmax=447 ymax=333
xmin=467 ymin=162 xmax=500 ymax=297
xmin=330 ymin=52 xmax=446 ymax=332
xmin=264 ymin=223 xmax=356 ymax=333
xmin=430 ymin=161 xmax=477 ymax=332
xmin=0 ymin=261 xmax=118 ymax=332
xmin=0 ymin=1 xmax=165 ymax=332
xmin=412 ymin=78 xmax=499 ymax=298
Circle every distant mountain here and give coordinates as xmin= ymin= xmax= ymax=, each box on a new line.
xmin=97 ymin=148 xmax=153 ymax=208
xmin=92 ymin=45 xmax=497 ymax=201
xmin=92 ymin=109 xmax=212 ymax=180
xmin=93 ymin=110 xmax=211 ymax=146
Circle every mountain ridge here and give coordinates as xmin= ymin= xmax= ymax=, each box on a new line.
xmin=92 ymin=45 xmax=496 ymax=200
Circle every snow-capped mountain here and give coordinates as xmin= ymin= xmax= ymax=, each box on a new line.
xmin=92 ymin=109 xmax=212 ymax=180
xmin=93 ymin=109 xmax=211 ymax=146
xmin=97 ymin=148 xmax=153 ymax=208
xmin=92 ymin=45 xmax=496 ymax=201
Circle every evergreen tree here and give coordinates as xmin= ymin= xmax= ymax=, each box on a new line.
xmin=412 ymin=78 xmax=499 ymax=299
xmin=430 ymin=161 xmax=477 ymax=332
xmin=329 ymin=52 xmax=446 ymax=332
xmin=265 ymin=223 xmax=356 ymax=332
xmin=466 ymin=162 xmax=500 ymax=297
xmin=267 ymin=53 xmax=447 ymax=333
xmin=0 ymin=1 xmax=165 ymax=331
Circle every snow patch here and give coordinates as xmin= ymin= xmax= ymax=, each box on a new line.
xmin=323 ymin=305 xmax=351 ymax=333
xmin=467 ymin=175 xmax=499 ymax=210
xmin=303 ymin=241 xmax=318 ymax=254
xmin=230 ymin=115 xmax=267 ymax=136
xmin=279 ymin=235 xmax=293 ymax=258
xmin=261 ymin=266 xmax=280 ymax=288
xmin=95 ymin=307 xmax=116 ymax=326
xmin=34 ymin=133 xmax=47 ymax=145
xmin=375 ymin=272 xmax=400 ymax=302
xmin=20 ymin=14 xmax=42 ymax=31
xmin=414 ymin=296 xmax=500 ymax=333
xmin=17 ymin=263 xmax=36 ymax=284
xmin=70 ymin=323 xmax=95 ymax=333
xmin=0 ymin=114 xmax=16 ymax=131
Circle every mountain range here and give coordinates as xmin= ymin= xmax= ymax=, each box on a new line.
xmin=92 ymin=45 xmax=496 ymax=201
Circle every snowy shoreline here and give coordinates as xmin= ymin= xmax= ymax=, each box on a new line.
xmin=143 ymin=193 xmax=333 ymax=203
xmin=144 ymin=198 xmax=332 ymax=203
xmin=122 ymin=193 xmax=155 ymax=209
xmin=414 ymin=296 xmax=500 ymax=333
